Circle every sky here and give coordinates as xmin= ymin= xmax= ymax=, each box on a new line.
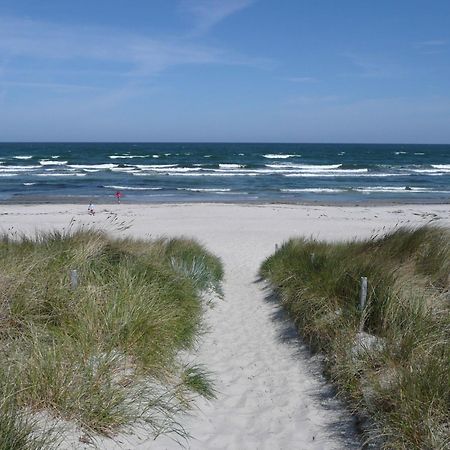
xmin=0 ymin=0 xmax=449 ymax=143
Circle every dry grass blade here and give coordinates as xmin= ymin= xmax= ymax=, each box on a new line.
xmin=260 ymin=226 xmax=449 ymax=449
xmin=0 ymin=229 xmax=223 ymax=448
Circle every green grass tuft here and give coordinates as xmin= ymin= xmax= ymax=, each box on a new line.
xmin=0 ymin=229 xmax=223 ymax=447
xmin=181 ymin=365 xmax=216 ymax=400
xmin=260 ymin=226 xmax=450 ymax=450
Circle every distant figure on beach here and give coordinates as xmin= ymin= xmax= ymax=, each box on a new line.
xmin=115 ymin=191 xmax=123 ymax=203
xmin=88 ymin=202 xmax=95 ymax=215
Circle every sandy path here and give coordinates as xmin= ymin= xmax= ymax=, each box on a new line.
xmin=1 ymin=203 xmax=449 ymax=449
xmin=152 ymin=246 xmax=360 ymax=450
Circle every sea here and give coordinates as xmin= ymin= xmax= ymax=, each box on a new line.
xmin=0 ymin=143 xmax=449 ymax=204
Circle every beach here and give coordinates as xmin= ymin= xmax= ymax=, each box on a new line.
xmin=1 ymin=203 xmax=449 ymax=449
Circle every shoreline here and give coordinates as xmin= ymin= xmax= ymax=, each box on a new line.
xmin=1 ymin=197 xmax=449 ymax=207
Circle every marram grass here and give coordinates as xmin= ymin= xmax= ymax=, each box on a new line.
xmin=260 ymin=226 xmax=449 ymax=450
xmin=0 ymin=229 xmax=222 ymax=448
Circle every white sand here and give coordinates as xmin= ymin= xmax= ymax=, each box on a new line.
xmin=1 ymin=203 xmax=449 ymax=449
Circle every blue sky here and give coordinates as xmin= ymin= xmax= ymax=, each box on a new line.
xmin=0 ymin=0 xmax=449 ymax=142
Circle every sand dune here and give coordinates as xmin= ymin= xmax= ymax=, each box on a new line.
xmin=1 ymin=203 xmax=448 ymax=449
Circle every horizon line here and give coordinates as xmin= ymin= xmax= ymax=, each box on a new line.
xmin=1 ymin=141 xmax=449 ymax=146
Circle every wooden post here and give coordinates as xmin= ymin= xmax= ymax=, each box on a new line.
xmin=359 ymin=277 xmax=368 ymax=310
xmin=275 ymin=243 xmax=279 ymax=251
xmin=70 ymin=269 xmax=79 ymax=289
xmin=311 ymin=253 xmax=315 ymax=264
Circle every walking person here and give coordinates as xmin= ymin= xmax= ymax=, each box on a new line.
xmin=88 ymin=202 xmax=95 ymax=215
xmin=115 ymin=191 xmax=123 ymax=203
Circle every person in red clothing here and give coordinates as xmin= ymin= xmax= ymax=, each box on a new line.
xmin=115 ymin=191 xmax=123 ymax=203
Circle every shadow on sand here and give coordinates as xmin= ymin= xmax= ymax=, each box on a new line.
xmin=255 ymin=276 xmax=367 ymax=450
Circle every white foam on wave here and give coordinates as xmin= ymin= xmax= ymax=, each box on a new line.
xmin=281 ymin=188 xmax=346 ymax=193
xmin=219 ymin=164 xmax=245 ymax=169
xmin=226 ymin=168 xmax=367 ymax=175
xmin=263 ymin=154 xmax=299 ymax=159
xmin=394 ymin=151 xmax=407 ymax=155
xmin=109 ymin=155 xmax=149 ymax=159
xmin=410 ymin=168 xmax=450 ymax=174
xmin=431 ymin=164 xmax=450 ymax=169
xmin=103 ymin=185 xmax=162 ymax=191
xmin=139 ymin=167 xmax=201 ymax=173
xmin=134 ymin=172 xmax=257 ymax=177
xmin=357 ymin=186 xmax=446 ymax=193
xmin=284 ymin=172 xmax=408 ymax=178
xmin=39 ymin=160 xmax=68 ymax=166
xmin=265 ymin=163 xmax=342 ymax=170
xmin=0 ymin=165 xmax=41 ymax=172
xmin=14 ymin=156 xmax=33 ymax=160
xmin=135 ymin=164 xmax=178 ymax=169
xmin=23 ymin=182 xmax=36 ymax=186
xmin=68 ymin=164 xmax=117 ymax=169
xmin=177 ymin=188 xmax=231 ymax=192
xmin=35 ymin=173 xmax=86 ymax=177
xmin=0 ymin=173 xmax=17 ymax=177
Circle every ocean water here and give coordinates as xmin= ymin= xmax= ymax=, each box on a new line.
xmin=0 ymin=143 xmax=449 ymax=203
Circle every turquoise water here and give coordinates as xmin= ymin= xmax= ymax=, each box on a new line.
xmin=0 ymin=143 xmax=449 ymax=203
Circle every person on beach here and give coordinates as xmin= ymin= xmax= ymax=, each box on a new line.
xmin=88 ymin=202 xmax=95 ymax=215
xmin=115 ymin=191 xmax=123 ymax=203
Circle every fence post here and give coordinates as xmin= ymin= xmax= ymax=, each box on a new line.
xmin=359 ymin=276 xmax=368 ymax=310
xmin=70 ymin=269 xmax=79 ymax=289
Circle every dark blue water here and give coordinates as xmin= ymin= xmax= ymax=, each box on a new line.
xmin=0 ymin=143 xmax=449 ymax=203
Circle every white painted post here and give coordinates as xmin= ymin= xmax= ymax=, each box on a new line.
xmin=359 ymin=277 xmax=368 ymax=310
xmin=70 ymin=269 xmax=79 ymax=289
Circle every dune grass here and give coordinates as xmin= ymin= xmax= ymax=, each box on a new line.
xmin=260 ymin=226 xmax=449 ymax=449
xmin=0 ymin=229 xmax=223 ymax=447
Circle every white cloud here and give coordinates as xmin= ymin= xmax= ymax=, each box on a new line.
xmin=0 ymin=16 xmax=224 ymax=77
xmin=0 ymin=14 xmax=271 ymax=114
xmin=179 ymin=0 xmax=255 ymax=33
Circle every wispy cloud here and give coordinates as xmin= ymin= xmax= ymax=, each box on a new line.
xmin=415 ymin=39 xmax=448 ymax=54
xmin=416 ymin=39 xmax=447 ymax=48
xmin=0 ymin=80 xmax=104 ymax=92
xmin=340 ymin=52 xmax=402 ymax=78
xmin=0 ymin=13 xmax=272 ymax=114
xmin=179 ymin=0 xmax=255 ymax=34
xmin=0 ymin=16 xmax=225 ymax=78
